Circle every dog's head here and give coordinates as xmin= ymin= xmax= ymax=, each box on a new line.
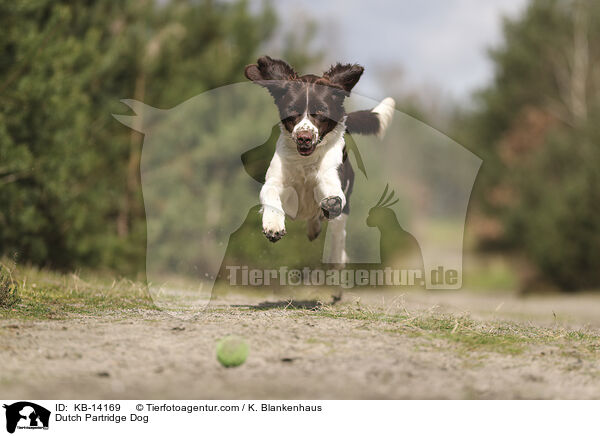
xmin=244 ymin=56 xmax=363 ymax=156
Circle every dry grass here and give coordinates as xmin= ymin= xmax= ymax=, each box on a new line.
xmin=0 ymin=261 xmax=20 ymax=309
xmin=0 ymin=261 xmax=154 ymax=319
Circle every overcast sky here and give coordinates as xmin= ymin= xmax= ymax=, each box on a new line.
xmin=254 ymin=0 xmax=528 ymax=103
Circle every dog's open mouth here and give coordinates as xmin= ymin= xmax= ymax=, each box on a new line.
xmin=297 ymin=143 xmax=316 ymax=156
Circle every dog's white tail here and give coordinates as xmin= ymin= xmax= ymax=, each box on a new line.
xmin=345 ymin=97 xmax=395 ymax=138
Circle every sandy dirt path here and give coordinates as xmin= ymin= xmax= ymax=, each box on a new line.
xmin=1 ymin=290 xmax=600 ymax=399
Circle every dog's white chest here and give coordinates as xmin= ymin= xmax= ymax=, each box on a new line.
xmin=289 ymin=168 xmax=321 ymax=220
xmin=276 ymin=132 xmax=345 ymax=220
xmin=275 ymin=158 xmax=318 ymax=220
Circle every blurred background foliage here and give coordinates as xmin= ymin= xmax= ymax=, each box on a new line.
xmin=0 ymin=0 xmax=598 ymax=291
xmin=0 ymin=0 xmax=318 ymax=277
xmin=454 ymin=0 xmax=600 ymax=290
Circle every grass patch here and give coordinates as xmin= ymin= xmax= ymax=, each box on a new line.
xmin=0 ymin=263 xmax=155 ymax=320
xmin=0 ymin=262 xmax=21 ymax=309
xmin=307 ymin=305 xmax=600 ymax=356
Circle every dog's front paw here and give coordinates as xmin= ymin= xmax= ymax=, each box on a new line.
xmin=320 ymin=196 xmax=342 ymax=220
xmin=263 ymin=227 xmax=287 ymax=243
xmin=262 ymin=209 xmax=286 ymax=243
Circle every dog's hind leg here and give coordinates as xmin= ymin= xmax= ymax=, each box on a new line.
xmin=325 ymin=213 xmax=348 ymax=266
xmin=325 ymin=213 xmax=348 ymax=303
xmin=307 ymin=216 xmax=322 ymax=241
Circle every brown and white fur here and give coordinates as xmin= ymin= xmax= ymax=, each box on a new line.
xmin=244 ymin=56 xmax=394 ymax=265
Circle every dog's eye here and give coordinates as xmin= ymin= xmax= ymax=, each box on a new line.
xmin=311 ymin=113 xmax=328 ymax=122
xmin=282 ymin=114 xmax=299 ymax=124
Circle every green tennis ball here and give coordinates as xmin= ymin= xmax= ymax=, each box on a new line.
xmin=216 ymin=335 xmax=248 ymax=368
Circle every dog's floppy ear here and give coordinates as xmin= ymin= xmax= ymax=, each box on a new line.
xmin=245 ymin=56 xmax=297 ymax=99
xmin=323 ymin=63 xmax=364 ymax=93
xmin=245 ymin=56 xmax=297 ymax=84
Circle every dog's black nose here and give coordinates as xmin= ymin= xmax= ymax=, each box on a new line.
xmin=296 ymin=131 xmax=313 ymax=145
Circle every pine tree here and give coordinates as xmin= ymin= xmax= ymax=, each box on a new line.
xmin=458 ymin=0 xmax=600 ymax=289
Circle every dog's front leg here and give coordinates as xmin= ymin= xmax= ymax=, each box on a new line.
xmin=260 ymin=183 xmax=286 ymax=242
xmin=315 ymin=166 xmax=345 ymax=220
xmin=260 ymin=158 xmax=287 ymax=243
